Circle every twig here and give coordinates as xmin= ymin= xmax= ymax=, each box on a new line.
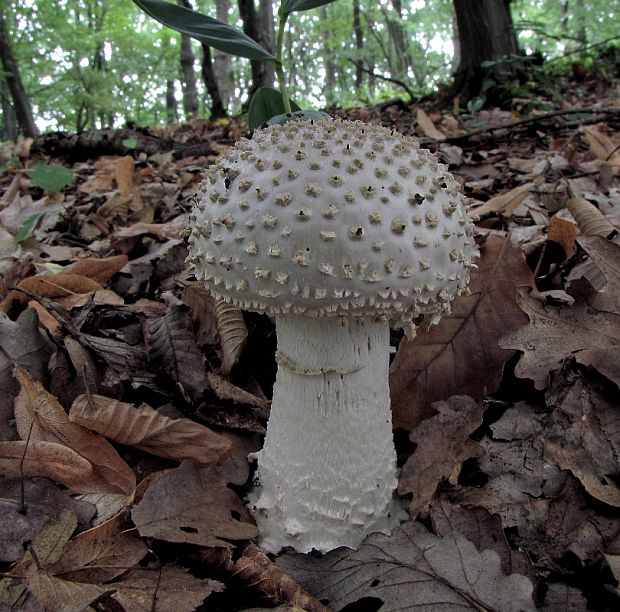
xmin=419 ymin=107 xmax=620 ymax=145
xmin=346 ymin=58 xmax=416 ymax=102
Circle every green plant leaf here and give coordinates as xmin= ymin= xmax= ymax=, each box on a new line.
xmin=266 ymin=110 xmax=330 ymax=126
xmin=281 ymin=0 xmax=340 ymax=15
xmin=133 ymin=0 xmax=275 ymax=62
xmin=247 ymin=86 xmax=302 ymax=131
xmin=14 ymin=212 xmax=44 ymax=243
xmin=27 ymin=162 xmax=73 ymax=193
xmin=122 ymin=138 xmax=138 ymax=149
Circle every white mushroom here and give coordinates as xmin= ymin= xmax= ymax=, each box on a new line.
xmin=187 ymin=118 xmax=477 ymax=554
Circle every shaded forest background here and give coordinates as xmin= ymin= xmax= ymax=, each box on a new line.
xmin=1 ymin=0 xmax=618 ymax=138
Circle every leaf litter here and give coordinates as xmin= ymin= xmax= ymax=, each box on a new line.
xmin=0 ymin=67 xmax=619 ymax=610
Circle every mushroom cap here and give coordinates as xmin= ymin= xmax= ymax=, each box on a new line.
xmin=188 ymin=118 xmax=477 ymax=326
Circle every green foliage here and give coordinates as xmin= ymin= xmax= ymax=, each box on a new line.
xmin=28 ymin=162 xmax=73 ymax=193
xmin=281 ymin=0 xmax=340 ymax=15
xmin=133 ymin=0 xmax=275 ymax=62
xmin=247 ymin=87 xmax=303 ymax=131
xmin=122 ymin=138 xmax=138 ymax=150
xmin=14 ymin=213 xmax=45 ymax=243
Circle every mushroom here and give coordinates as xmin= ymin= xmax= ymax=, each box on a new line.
xmin=187 ymin=118 xmax=477 ymax=553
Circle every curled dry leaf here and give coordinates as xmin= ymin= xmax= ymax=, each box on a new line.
xmin=398 ymin=396 xmax=484 ymax=517
xmin=201 ymin=544 xmax=330 ymax=612
xmin=215 ymin=299 xmax=248 ymax=376
xmin=207 ymin=371 xmax=270 ymax=417
xmin=547 ymin=215 xmax=576 ymax=260
xmin=182 ymin=282 xmax=219 ymax=347
xmin=12 ymin=365 xmax=136 ymax=495
xmin=416 ymin=108 xmax=446 ymax=140
xmin=277 ymin=521 xmax=535 ymax=612
xmin=64 ymin=254 xmax=128 ymax=283
xmin=391 ymin=235 xmax=533 ymax=430
xmin=131 ymin=461 xmax=258 ymax=548
xmin=566 ymin=196 xmax=616 ymax=237
xmin=70 ymin=393 xmax=231 ymax=466
xmin=0 ymin=440 xmax=93 ymax=491
xmin=580 ymin=125 xmax=620 ymax=172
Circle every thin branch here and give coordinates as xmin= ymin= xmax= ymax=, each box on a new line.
xmin=346 ymin=58 xmax=416 ymax=102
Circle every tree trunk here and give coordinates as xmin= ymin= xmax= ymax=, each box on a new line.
xmin=201 ymin=44 xmax=227 ymax=119
xmin=178 ymin=0 xmax=199 ymax=120
xmin=166 ymin=79 xmax=179 ymax=124
xmin=257 ymin=0 xmax=275 ymax=86
xmin=352 ymin=0 xmax=364 ymax=93
xmin=320 ymin=6 xmax=336 ymax=107
xmin=445 ymin=0 xmax=520 ymax=106
xmin=238 ymin=0 xmax=273 ymax=104
xmin=385 ymin=0 xmax=410 ymax=81
xmin=1 ymin=79 xmax=18 ymax=140
xmin=0 ymin=10 xmax=38 ymax=137
xmin=213 ymin=0 xmax=232 ymax=108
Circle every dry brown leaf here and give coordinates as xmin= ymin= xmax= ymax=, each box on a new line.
xmin=277 ymin=521 xmax=535 ymax=612
xmin=207 ymin=371 xmax=270 ymax=416
xmin=499 ymin=282 xmax=620 ymax=389
xmin=398 ymin=396 xmax=484 ymax=517
xmin=566 ymin=197 xmax=616 ymax=237
xmin=547 ymin=215 xmax=576 ymax=260
xmin=13 ymin=366 xmax=136 ymax=495
xmin=115 ymin=155 xmax=135 ymax=195
xmin=131 ymin=461 xmax=258 ymax=547
xmin=70 ymin=393 xmax=231 ymax=465
xmin=580 ymin=125 xmax=620 ymax=172
xmin=391 ymin=236 xmax=533 ymax=430
xmin=64 ymin=254 xmax=128 ymax=283
xmin=182 ymin=282 xmax=219 ymax=347
xmin=215 ymin=299 xmax=248 ymax=376
xmin=112 ymin=564 xmax=223 ymax=612
xmin=112 ymin=220 xmax=181 ymax=240
xmin=47 ymin=510 xmax=148 ymax=583
xmin=1 ymin=272 xmax=102 ymax=311
xmin=26 ymin=299 xmax=62 ymax=338
xmin=204 ymin=544 xmax=331 ymax=612
xmin=469 ymin=182 xmax=534 ymax=217
xmin=0 ymin=440 xmax=93 ymax=489
xmin=416 ymin=108 xmax=446 ymax=140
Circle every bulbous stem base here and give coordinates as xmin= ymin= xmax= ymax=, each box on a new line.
xmin=248 ymin=315 xmax=404 ymax=553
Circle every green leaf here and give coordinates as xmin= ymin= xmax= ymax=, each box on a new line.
xmin=266 ymin=110 xmax=331 ymax=126
xmin=133 ymin=0 xmax=275 ymax=62
xmin=247 ymin=86 xmax=303 ymax=131
xmin=14 ymin=213 xmax=45 ymax=243
xmin=281 ymin=0 xmax=340 ymax=15
xmin=27 ymin=162 xmax=73 ymax=193
xmin=122 ymin=137 xmax=138 ymax=149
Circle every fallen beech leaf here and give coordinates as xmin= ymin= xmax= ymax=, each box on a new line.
xmin=182 ymin=282 xmax=219 ymax=347
xmin=47 ymin=510 xmax=148 ymax=583
xmin=277 ymin=521 xmax=535 ymax=612
xmin=398 ymin=396 xmax=484 ymax=516
xmin=580 ymin=125 xmax=620 ymax=172
xmin=112 ymin=564 xmax=223 ymax=612
xmin=13 ymin=366 xmax=136 ymax=495
xmin=145 ymin=304 xmax=210 ymax=402
xmin=215 ymin=299 xmax=247 ymax=376
xmin=416 ymin=108 xmax=446 ymax=140
xmin=131 ymin=461 xmax=258 ymax=547
xmin=70 ymin=394 xmax=231 ymax=465
xmin=391 ymin=236 xmax=533 ymax=430
xmin=0 ymin=440 xmax=94 ymax=490
xmin=0 ymin=308 xmax=53 ymax=439
xmin=200 ymin=544 xmax=330 ymax=612
xmin=469 ymin=182 xmax=534 ymax=217
xmin=64 ymin=254 xmax=128 ymax=283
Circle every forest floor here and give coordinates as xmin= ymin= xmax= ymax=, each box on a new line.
xmin=0 ymin=61 xmax=619 ymax=611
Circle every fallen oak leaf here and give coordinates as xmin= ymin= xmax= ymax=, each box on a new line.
xmin=13 ymin=365 xmax=136 ymax=495
xmin=70 ymin=393 xmax=231 ymax=466
xmin=398 ymin=396 xmax=484 ymax=517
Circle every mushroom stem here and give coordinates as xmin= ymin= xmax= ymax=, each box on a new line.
xmin=248 ymin=314 xmax=404 ymax=553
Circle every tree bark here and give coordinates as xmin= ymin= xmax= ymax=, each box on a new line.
xmin=0 ymin=10 xmax=38 ymax=137
xmin=352 ymin=0 xmax=364 ymax=93
xmin=238 ymin=0 xmax=273 ymax=104
xmin=213 ymin=0 xmax=232 ymax=108
xmin=445 ymin=0 xmax=521 ymax=105
xmin=165 ymin=79 xmax=179 ymax=124
xmin=320 ymin=7 xmax=336 ymax=107
xmin=1 ymin=78 xmax=18 ymax=140
xmin=201 ymin=44 xmax=227 ymax=119
xmin=178 ymin=0 xmax=199 ymax=120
